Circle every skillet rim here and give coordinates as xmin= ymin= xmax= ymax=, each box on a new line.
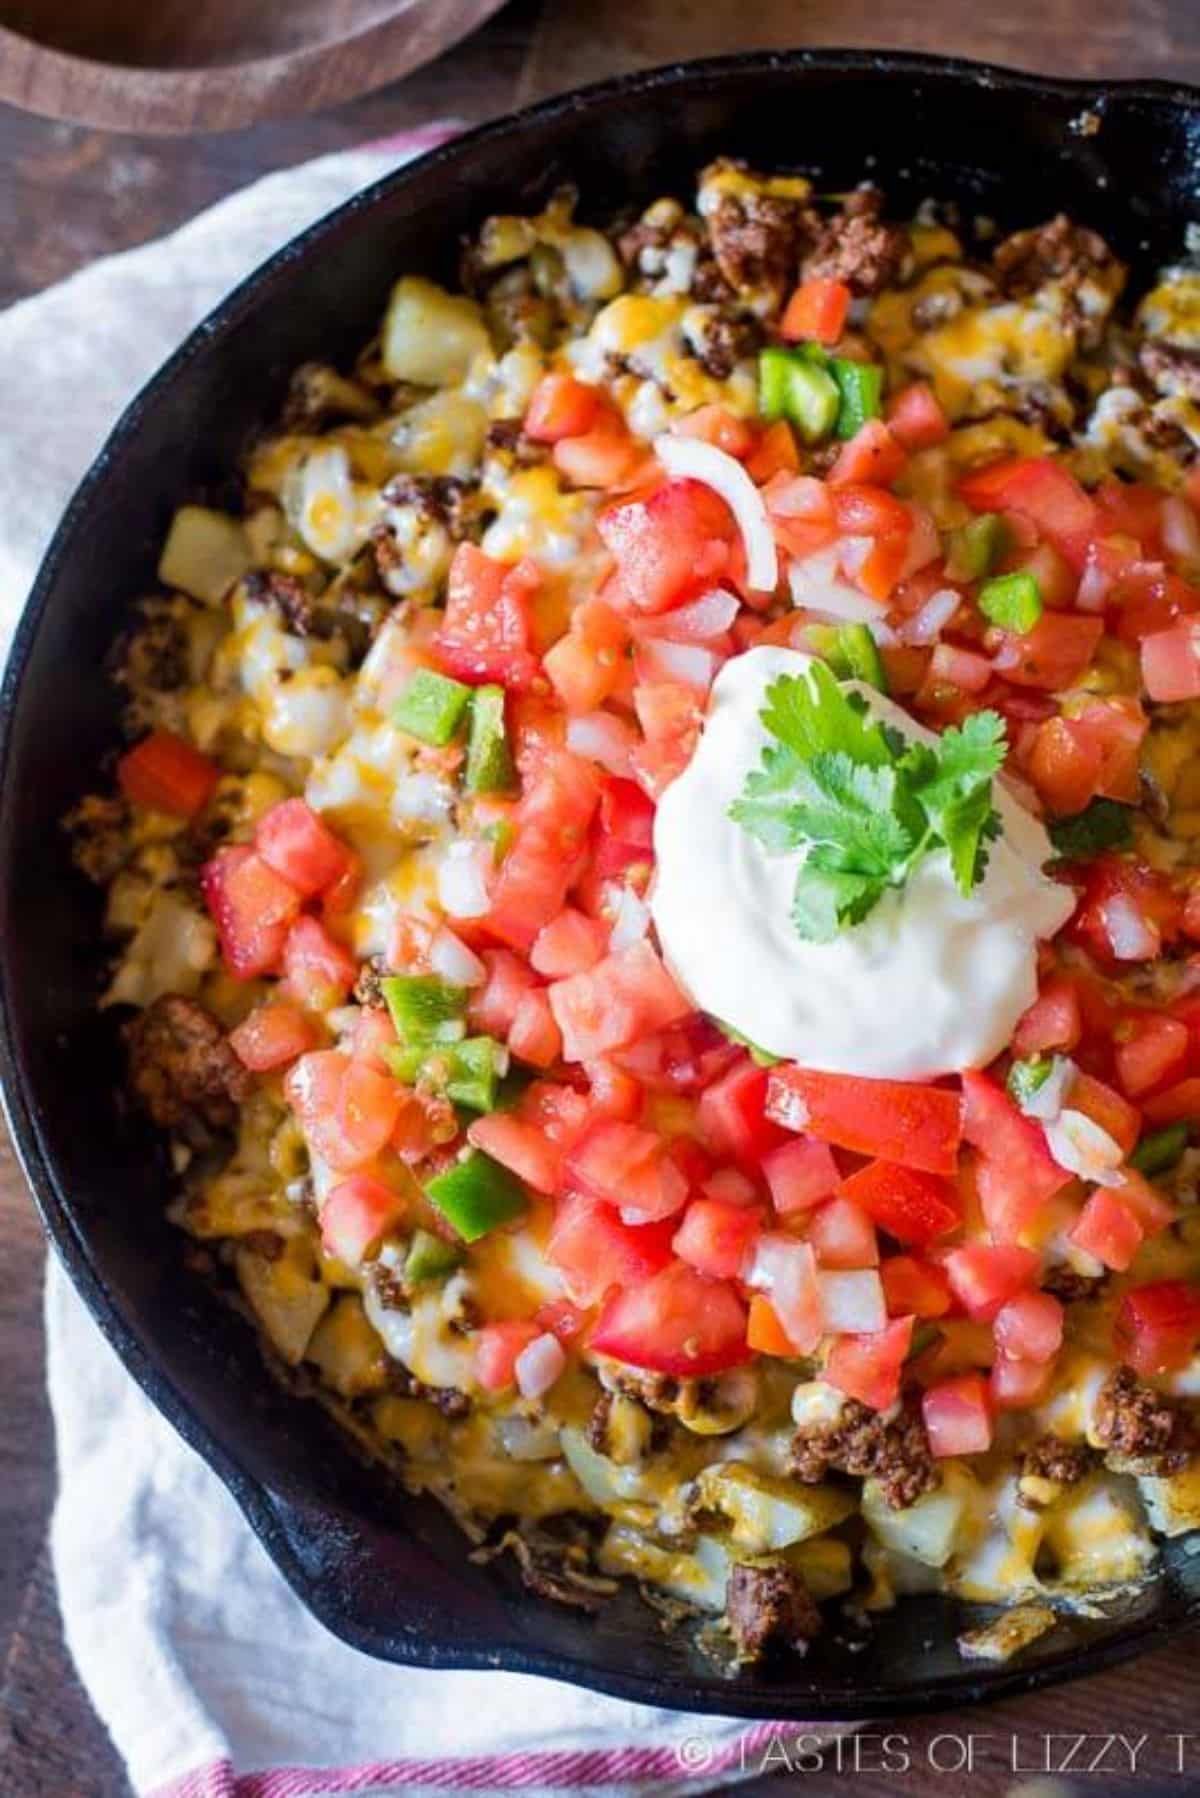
xmin=5 ymin=44 xmax=1200 ymax=1717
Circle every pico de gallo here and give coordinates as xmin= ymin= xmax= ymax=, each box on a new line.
xmin=71 ymin=165 xmax=1200 ymax=1667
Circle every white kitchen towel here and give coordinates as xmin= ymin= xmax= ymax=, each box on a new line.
xmin=0 ymin=131 xmax=851 ymax=1797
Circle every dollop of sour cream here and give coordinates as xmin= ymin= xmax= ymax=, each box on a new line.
xmin=651 ymin=646 xmax=1076 ymax=1080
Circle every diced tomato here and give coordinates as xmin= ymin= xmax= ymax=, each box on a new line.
xmin=761 ymin=1136 xmax=840 ymax=1216
xmin=613 ymin=1015 xmax=737 ymax=1097
xmin=746 ymin=420 xmax=801 ymax=484
xmin=827 ymin=421 xmax=907 ymax=490
xmin=589 ymin=1260 xmax=750 ymax=1377
xmin=697 ymin=1057 xmax=789 ymax=1168
xmin=525 ymin=373 xmax=601 ymax=443
xmin=508 ymin=989 xmax=562 ymax=1068
xmin=529 ymin=908 xmax=607 ymax=978
xmin=543 ymin=632 xmax=621 ymax=714
xmin=944 ymin=1243 xmax=1040 ymax=1321
xmin=286 ymin=1050 xmax=377 ymax=1171
xmin=547 ymin=1193 xmax=676 ymax=1307
xmin=1114 ymin=1012 xmax=1190 ymax=1099
xmin=117 ymin=729 xmax=219 ymax=818
xmin=565 ymin=1120 xmax=688 ymax=1223
xmin=598 ymin=479 xmax=736 ymax=615
xmin=671 ymin=404 xmax=756 ymax=459
xmin=230 ymin=1001 xmax=319 ymax=1073
xmin=1065 ymin=696 xmax=1147 ymax=803
xmin=282 ymin=915 xmax=358 ymax=1011
xmin=1068 ymin=1070 xmax=1141 ymax=1155
xmin=1115 ymin=1279 xmax=1200 ymax=1375
xmin=886 ymin=381 xmax=950 ymax=451
xmin=549 ymin=940 xmax=690 ymax=1063
xmin=468 ymin=1111 xmax=560 ymax=1195
xmin=468 ymin=949 xmax=538 ymax=1037
xmin=928 ymin=642 xmax=992 ymax=695
xmin=1027 ymin=716 xmax=1104 ymax=816
xmin=629 ymin=680 xmax=703 ymax=796
xmin=922 ymin=1373 xmax=994 ymax=1457
xmin=320 ymin=1173 xmax=407 ymax=1266
xmin=553 ymin=408 xmax=642 ymax=489
xmin=880 ymin=1255 xmax=952 ymax=1319
xmin=990 ymin=613 xmax=1104 ymax=690
xmin=434 ymin=545 xmax=541 ymax=690
xmin=1012 ymin=978 xmax=1082 ymax=1058
xmin=254 ymin=798 xmax=353 ymax=898
xmin=780 ymin=276 xmax=851 ymax=345
xmin=1112 ymin=567 xmax=1200 ymax=647
xmin=350 ymin=1006 xmax=397 ymax=1070
xmin=1065 ymin=854 xmax=1181 ymax=968
xmin=807 ymin=1196 xmax=878 ymax=1269
xmin=1143 ymin=1077 xmax=1200 ymax=1125
xmin=744 ymin=1233 xmax=824 ymax=1352
xmin=583 ymin=1056 xmax=643 ymax=1122
xmin=746 ymin=1293 xmax=796 ymax=1356
xmin=534 ymin=1298 xmax=586 ymax=1342
xmin=485 ymin=751 xmax=601 ymax=950
xmin=1070 ymin=1188 xmax=1144 ymax=1272
xmin=961 ymin=1071 xmax=1072 ymax=1239
xmin=837 ymin=1159 xmax=960 ymax=1248
xmin=767 ymin=1067 xmax=963 ymax=1175
xmin=322 ymin=851 xmax=363 ymax=921
xmin=202 ymin=845 xmax=301 ymax=980
xmin=672 ymin=1197 xmax=762 ymax=1280
xmin=335 ymin=1059 xmax=405 ymax=1167
xmin=958 ymin=456 xmax=1098 ymax=570
xmin=702 ymin=1166 xmax=758 ymax=1206
xmin=1110 ymin=1166 xmax=1176 ymax=1237
xmin=993 ymin=1290 xmax=1063 ymax=1363
xmin=475 ymin=1320 xmax=542 ymax=1392
xmin=990 ymin=1353 xmax=1054 ymax=1410
xmin=825 ymin=1316 xmax=914 ymax=1413
xmin=599 ymin=775 xmax=656 ymax=848
xmin=1142 ymin=619 xmax=1200 ymax=702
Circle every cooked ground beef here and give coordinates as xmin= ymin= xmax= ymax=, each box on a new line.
xmin=684 ymin=304 xmax=762 ymax=378
xmin=380 ymin=472 xmax=481 ymax=540
xmin=1042 ymin=1264 xmax=1109 ymax=1304
xmin=485 ymin=418 xmax=549 ymax=466
xmin=585 ymin=1390 xmax=614 ymax=1453
xmin=1020 ymin=1433 xmax=1097 ymax=1487
xmin=726 ymin=1560 xmax=821 ymax=1662
xmin=703 ymin=165 xmax=801 ymax=299
xmin=790 ymin=1392 xmax=939 ymax=1510
xmin=125 ymin=994 xmax=251 ymax=1136
xmin=1093 ymin=1366 xmax=1197 ymax=1474
xmin=799 ymin=186 xmax=909 ymax=297
xmin=69 ymin=793 xmax=131 ymax=884
xmin=239 ymin=568 xmax=316 ymax=637
xmin=387 ymin=1360 xmax=471 ymax=1419
xmin=353 ymin=955 xmax=389 ymax=1009
xmin=1139 ymin=339 xmax=1200 ymax=403
xmin=282 ymin=361 xmax=379 ymax=430
xmin=123 ymin=609 xmax=190 ymax=692
xmin=992 ymin=213 xmax=1114 ymax=298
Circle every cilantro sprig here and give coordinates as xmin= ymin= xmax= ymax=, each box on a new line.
xmin=729 ymin=663 xmax=1007 ymax=943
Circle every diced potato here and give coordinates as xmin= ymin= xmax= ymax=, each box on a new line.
xmin=958 ymin=1603 xmax=1056 ymax=1664
xmin=1040 ymin=1474 xmax=1157 ymax=1587
xmin=158 ymin=505 xmax=252 ymax=605
xmin=235 ymin=1245 xmax=329 ymax=1366
xmin=382 ymin=277 xmax=491 ymax=386
xmin=953 ymin=1476 xmax=1045 ymax=1602
xmin=599 ymin=1524 xmax=729 ymax=1611
xmin=305 ymin=1294 xmax=389 ymax=1399
xmin=391 ymin=391 xmax=489 ymax=479
xmin=560 ymin=1426 xmax=658 ymax=1507
xmin=102 ymin=892 xmax=217 ymax=1009
xmin=1138 ymin=1463 xmax=1200 ymax=1536
xmin=861 ymin=1464 xmax=975 ymax=1568
xmin=786 ymin=1535 xmax=853 ymax=1601
xmin=172 ymin=1171 xmax=296 ymax=1241
xmin=692 ymin=1462 xmax=855 ymax=1552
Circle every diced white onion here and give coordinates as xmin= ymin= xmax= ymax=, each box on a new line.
xmin=565 ymin=711 xmax=637 ymax=778
xmin=393 ymin=770 xmax=455 ymax=825
xmin=1017 ymin=1055 xmax=1076 ymax=1121
xmin=742 ymin=1232 xmax=820 ymax=1351
xmin=437 ymin=841 xmax=492 ymax=919
xmin=898 ymin=506 xmax=941 ymax=579
xmin=790 ymin=1379 xmax=847 ymax=1429
xmin=788 ymin=547 xmax=887 ymax=623
xmin=1043 ymin=1109 xmax=1125 ymax=1187
xmin=654 ymin=432 xmax=778 ymax=594
xmin=901 ymin=587 xmax=962 ymax=646
xmin=430 ymin=926 xmax=487 ymax=987
xmin=1163 ymin=494 xmax=1200 ymax=564
xmin=1100 ymin=891 xmax=1160 ymax=961
xmin=634 ymin=587 xmax=739 ymax=643
xmin=817 ymin=1269 xmax=887 ymax=1334
xmin=609 ymin=884 xmax=651 ymax=950
xmin=636 ymin=638 xmax=719 ymax=688
xmin=514 ymin=1332 xmax=567 ymax=1400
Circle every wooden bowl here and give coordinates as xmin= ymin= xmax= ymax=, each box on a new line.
xmin=0 ymin=0 xmax=507 ymax=133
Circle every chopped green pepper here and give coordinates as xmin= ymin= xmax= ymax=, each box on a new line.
xmin=425 ymin=1149 xmax=527 ymax=1242
xmin=715 ymin=1017 xmax=782 ymax=1068
xmin=405 ymin=1227 xmax=463 ymax=1284
xmin=945 ymin=513 xmax=1008 ymax=583
xmin=1130 ymin=1122 xmax=1189 ymax=1178
xmin=383 ymin=1034 xmax=507 ymax=1111
xmin=1048 ymin=798 xmax=1135 ymax=862
xmin=465 ymin=684 xmax=516 ymax=795
xmin=806 ymin=622 xmax=889 ymax=693
xmin=381 ymin=975 xmax=468 ymax=1044
xmin=978 ymin=570 xmax=1043 ymax=633
xmin=391 ymin=668 xmax=472 ymax=745
xmin=758 ymin=347 xmax=840 ymax=443
xmin=830 ymin=358 xmax=884 ymax=440
xmin=1007 ymin=1055 xmax=1054 ymax=1109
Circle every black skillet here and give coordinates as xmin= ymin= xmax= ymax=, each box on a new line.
xmin=3 ymin=50 xmax=1200 ymax=1718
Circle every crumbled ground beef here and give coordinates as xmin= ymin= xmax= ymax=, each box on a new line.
xmin=68 ymin=793 xmax=131 ymax=884
xmin=125 ymin=994 xmax=251 ymax=1137
xmin=1020 ymin=1434 xmax=1097 ymax=1487
xmin=387 ymin=1360 xmax=471 ymax=1419
xmin=726 ymin=1561 xmax=821 ymax=1662
xmin=800 ymin=186 xmax=909 ymax=297
xmin=702 ymin=162 xmax=801 ymax=299
xmin=123 ymin=609 xmax=190 ymax=692
xmin=353 ymin=955 xmax=389 ymax=1009
xmin=239 ymin=568 xmax=316 ymax=637
xmin=790 ymin=1392 xmax=939 ymax=1510
xmin=485 ymin=418 xmax=548 ymax=466
xmin=282 ymin=361 xmax=379 ymax=430
xmin=992 ymin=212 xmax=1114 ymax=298
xmin=380 ymin=472 xmax=481 ymax=540
xmin=1042 ymin=1265 xmax=1109 ymax=1304
xmin=585 ymin=1391 xmax=614 ymax=1453
xmin=1139 ymin=339 xmax=1200 ymax=403
xmin=684 ymin=304 xmax=762 ymax=378
xmin=1093 ymin=1366 xmax=1197 ymax=1474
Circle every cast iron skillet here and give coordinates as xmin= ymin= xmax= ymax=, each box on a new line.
xmin=4 ymin=50 xmax=1200 ymax=1718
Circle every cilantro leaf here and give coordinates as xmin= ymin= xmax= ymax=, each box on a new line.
xmin=728 ymin=661 xmax=1007 ymax=939
xmin=1048 ymin=797 xmax=1135 ymax=861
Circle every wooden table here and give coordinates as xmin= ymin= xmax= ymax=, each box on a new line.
xmin=4 ymin=3 xmax=1200 ymax=1791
